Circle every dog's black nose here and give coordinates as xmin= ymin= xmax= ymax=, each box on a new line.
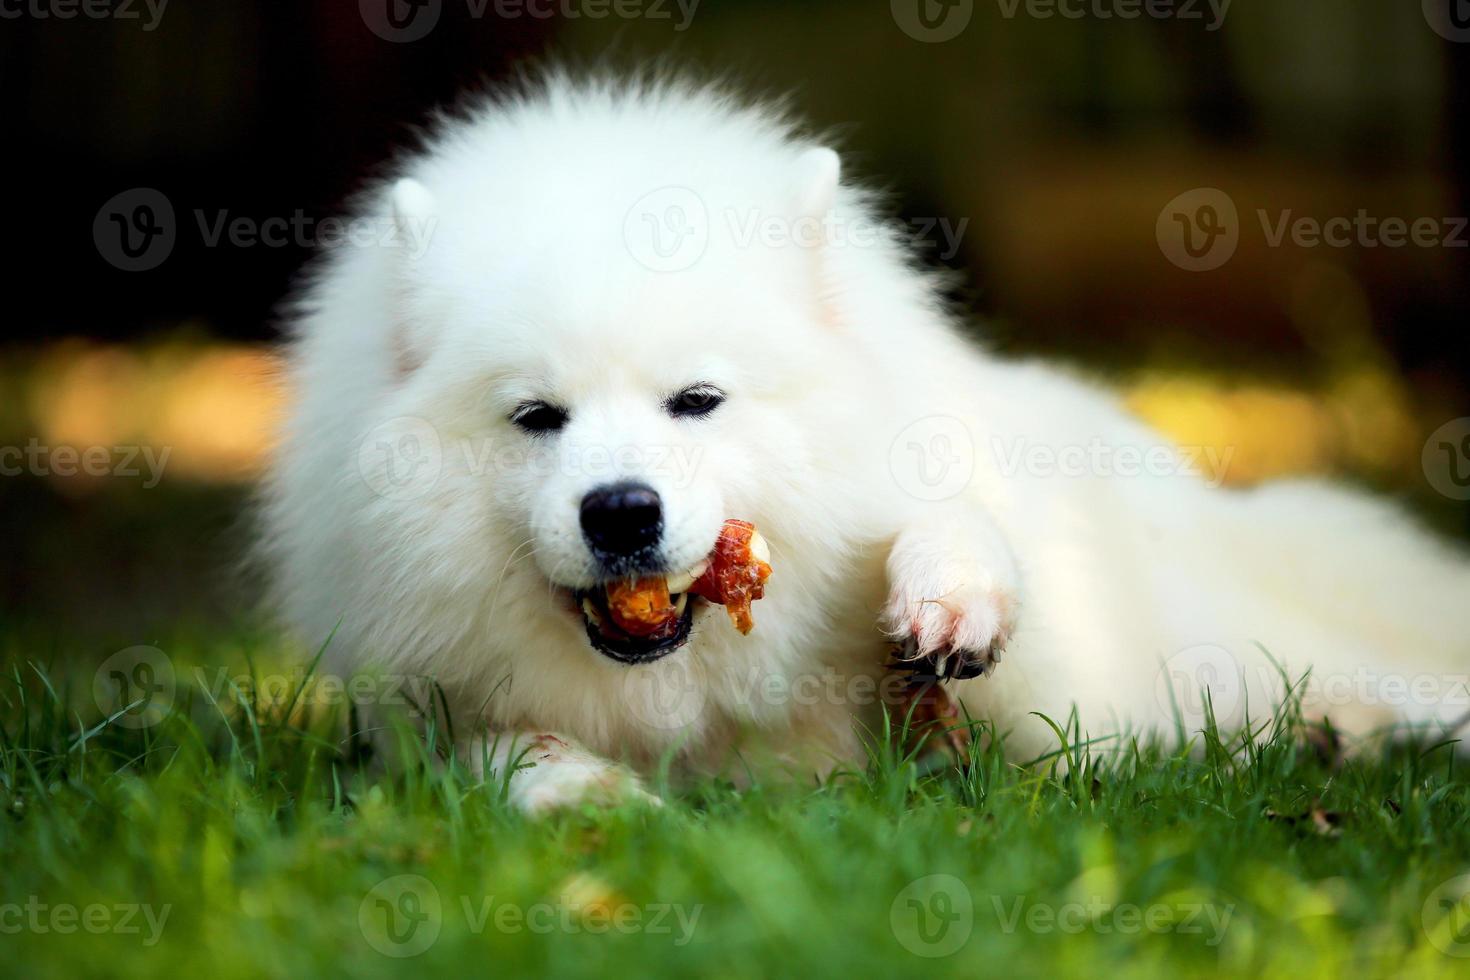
xmin=580 ymin=482 xmax=663 ymax=560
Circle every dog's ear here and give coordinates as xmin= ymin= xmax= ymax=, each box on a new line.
xmin=793 ymin=147 xmax=841 ymax=221
xmin=390 ymin=178 xmax=437 ymax=258
xmin=388 ymin=178 xmax=438 ymax=377
xmin=793 ymin=148 xmax=845 ymax=326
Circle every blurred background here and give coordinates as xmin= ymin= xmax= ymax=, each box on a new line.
xmin=2 ymin=0 xmax=1468 ymax=645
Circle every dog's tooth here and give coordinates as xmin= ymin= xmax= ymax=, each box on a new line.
xmin=672 ymin=593 xmax=688 ymax=616
xmin=581 ymin=598 xmax=602 ymax=625
xmin=748 ymin=530 xmax=770 ymax=565
xmin=666 ymin=560 xmax=708 ymax=594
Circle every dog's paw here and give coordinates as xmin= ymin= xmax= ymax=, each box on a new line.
xmin=882 ymin=580 xmax=1016 ymax=681
xmin=509 ymin=734 xmax=663 ymax=817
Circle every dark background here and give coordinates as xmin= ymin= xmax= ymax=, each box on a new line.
xmin=2 ymin=0 xmax=1469 ymax=638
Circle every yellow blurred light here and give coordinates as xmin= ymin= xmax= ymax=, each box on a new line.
xmin=0 ymin=339 xmax=1440 ymax=491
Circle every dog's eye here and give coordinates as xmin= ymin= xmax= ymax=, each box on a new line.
xmin=666 ymin=385 xmax=725 ymax=419
xmin=510 ymin=401 xmax=569 ymax=434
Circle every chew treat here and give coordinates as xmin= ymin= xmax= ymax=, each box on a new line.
xmin=687 ymin=519 xmax=772 ymax=634
xmin=604 ymin=577 xmax=680 ymax=638
xmin=589 ymin=520 xmax=771 ymax=642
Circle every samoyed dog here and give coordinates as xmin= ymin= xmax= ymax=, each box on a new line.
xmin=263 ymin=73 xmax=1469 ymax=813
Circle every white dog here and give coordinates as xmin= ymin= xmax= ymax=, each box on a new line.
xmin=262 ymin=73 xmax=1470 ymax=813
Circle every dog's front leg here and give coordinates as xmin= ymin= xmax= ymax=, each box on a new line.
xmin=468 ymin=731 xmax=661 ymax=816
xmin=883 ymin=506 xmax=1021 ymax=680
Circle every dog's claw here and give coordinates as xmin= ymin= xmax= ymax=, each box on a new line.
xmin=883 ymin=581 xmax=1015 ymax=682
xmin=891 ymin=635 xmax=999 ymax=681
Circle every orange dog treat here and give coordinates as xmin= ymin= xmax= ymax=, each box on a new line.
xmin=688 ymin=519 xmax=772 ymax=634
xmin=604 ymin=577 xmax=679 ymax=638
xmin=596 ymin=520 xmax=771 ymax=639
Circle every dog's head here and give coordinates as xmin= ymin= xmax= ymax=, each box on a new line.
xmin=357 ymin=114 xmax=878 ymax=674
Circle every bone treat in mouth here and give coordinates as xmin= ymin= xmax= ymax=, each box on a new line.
xmin=603 ymin=519 xmax=772 ymax=637
xmin=602 ymin=577 xmax=680 ymax=638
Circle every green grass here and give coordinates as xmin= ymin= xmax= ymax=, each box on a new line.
xmin=3 ymin=631 xmax=1469 ymax=980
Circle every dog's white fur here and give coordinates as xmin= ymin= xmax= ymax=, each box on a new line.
xmin=263 ymin=74 xmax=1470 ymax=812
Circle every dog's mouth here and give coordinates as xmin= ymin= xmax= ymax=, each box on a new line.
xmin=573 ymin=586 xmax=697 ymax=664
xmin=570 ymin=561 xmax=709 ymax=665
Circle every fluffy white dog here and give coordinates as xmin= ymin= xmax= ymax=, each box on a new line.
xmin=262 ymin=73 xmax=1470 ymax=813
